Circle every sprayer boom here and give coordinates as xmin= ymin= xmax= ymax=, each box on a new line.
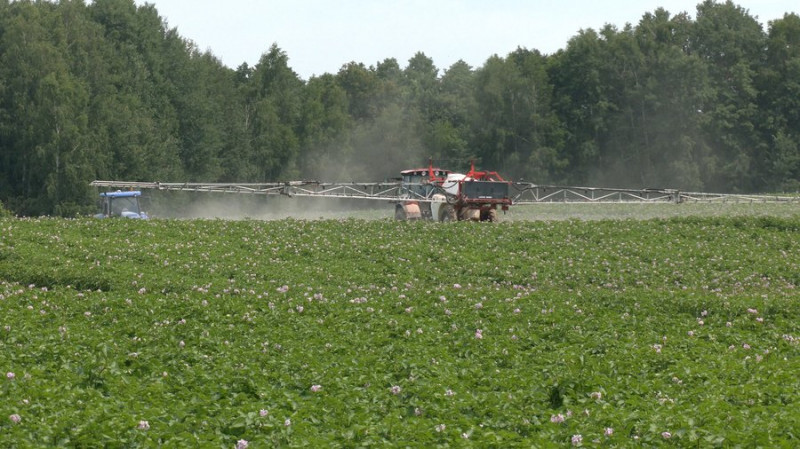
xmin=91 ymin=180 xmax=799 ymax=205
xmin=510 ymin=183 xmax=799 ymax=204
xmin=90 ymin=180 xmax=439 ymax=202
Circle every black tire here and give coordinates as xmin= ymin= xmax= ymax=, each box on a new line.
xmin=421 ymin=203 xmax=433 ymax=220
xmin=480 ymin=208 xmax=499 ymax=222
xmin=439 ymin=204 xmax=456 ymax=222
xmin=394 ymin=204 xmax=407 ymax=221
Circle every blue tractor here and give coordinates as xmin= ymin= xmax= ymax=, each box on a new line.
xmin=95 ymin=191 xmax=148 ymax=219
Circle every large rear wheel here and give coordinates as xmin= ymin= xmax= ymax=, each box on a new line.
xmin=480 ymin=208 xmax=499 ymax=222
xmin=438 ymin=204 xmax=456 ymax=222
xmin=394 ymin=204 xmax=407 ymax=221
xmin=460 ymin=208 xmax=479 ymax=221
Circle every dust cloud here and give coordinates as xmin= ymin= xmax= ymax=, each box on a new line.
xmin=143 ymin=190 xmax=392 ymax=220
xmin=142 ymin=106 xmax=425 ymax=221
xmin=292 ymin=104 xmax=429 ymax=184
xmin=504 ymin=202 xmax=800 ymax=221
xmin=138 ymin=190 xmax=796 ymax=222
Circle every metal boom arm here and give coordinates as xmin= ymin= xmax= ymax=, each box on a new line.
xmin=91 ymin=180 xmax=799 ymax=204
xmin=511 ymin=183 xmax=799 ymax=204
xmin=511 ymin=184 xmax=681 ymax=204
xmin=90 ymin=180 xmax=443 ymax=203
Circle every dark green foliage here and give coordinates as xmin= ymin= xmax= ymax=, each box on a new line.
xmin=0 ymin=200 xmax=10 ymax=218
xmin=0 ymin=1 xmax=798 ymax=216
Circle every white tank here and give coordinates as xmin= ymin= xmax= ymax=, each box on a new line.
xmin=442 ymin=173 xmax=469 ymax=196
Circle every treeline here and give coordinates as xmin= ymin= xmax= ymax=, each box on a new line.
xmin=1 ymin=0 xmax=798 ymax=216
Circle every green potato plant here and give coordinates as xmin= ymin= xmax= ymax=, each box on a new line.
xmin=0 ymin=214 xmax=798 ymax=447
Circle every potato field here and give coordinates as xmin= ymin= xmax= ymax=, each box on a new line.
xmin=1 ymin=209 xmax=799 ymax=447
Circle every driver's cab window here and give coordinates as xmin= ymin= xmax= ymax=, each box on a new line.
xmin=111 ymin=198 xmax=135 ymax=216
xmin=111 ymin=199 xmax=123 ymax=216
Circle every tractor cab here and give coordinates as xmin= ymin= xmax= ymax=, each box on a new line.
xmin=95 ymin=191 xmax=148 ymax=219
xmin=400 ymin=167 xmax=450 ymax=198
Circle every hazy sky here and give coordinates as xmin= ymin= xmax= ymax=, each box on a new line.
xmin=134 ymin=0 xmax=798 ymax=80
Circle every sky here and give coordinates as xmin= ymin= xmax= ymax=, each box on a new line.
xmin=133 ymin=0 xmax=798 ymax=80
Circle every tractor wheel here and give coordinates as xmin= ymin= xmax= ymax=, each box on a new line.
xmin=420 ymin=203 xmax=433 ymax=220
xmin=394 ymin=204 xmax=407 ymax=221
xmin=438 ymin=204 xmax=456 ymax=222
xmin=480 ymin=208 xmax=499 ymax=222
xmin=460 ymin=208 xmax=479 ymax=221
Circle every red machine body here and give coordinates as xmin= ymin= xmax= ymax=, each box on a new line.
xmin=395 ymin=161 xmax=512 ymax=222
